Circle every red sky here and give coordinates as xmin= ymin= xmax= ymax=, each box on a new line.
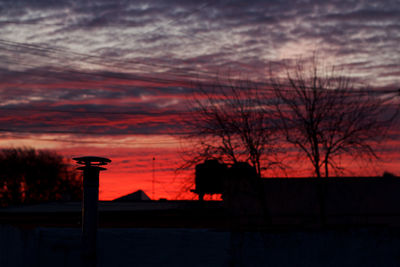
xmin=0 ymin=1 xmax=399 ymax=200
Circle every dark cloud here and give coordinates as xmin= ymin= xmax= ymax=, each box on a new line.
xmin=324 ymin=9 xmax=400 ymax=22
xmin=0 ymin=0 xmax=398 ymax=138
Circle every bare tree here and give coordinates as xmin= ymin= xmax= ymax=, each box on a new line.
xmin=271 ymin=57 xmax=398 ymax=177
xmin=181 ymin=78 xmax=280 ymax=176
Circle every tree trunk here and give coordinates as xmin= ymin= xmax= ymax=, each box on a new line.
xmin=324 ymin=160 xmax=329 ymax=178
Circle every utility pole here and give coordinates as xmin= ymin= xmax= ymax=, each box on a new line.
xmin=74 ymin=156 xmax=111 ymax=267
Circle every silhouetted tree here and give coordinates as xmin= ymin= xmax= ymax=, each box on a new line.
xmin=181 ymin=78 xmax=281 ymax=176
xmin=271 ymin=57 xmax=398 ymax=177
xmin=0 ymin=148 xmax=82 ymax=206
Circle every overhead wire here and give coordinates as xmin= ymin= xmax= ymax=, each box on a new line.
xmin=1 ymin=49 xmax=396 ymax=97
xmin=0 ymin=32 xmax=398 ymax=97
xmin=0 ymin=0 xmax=223 ymax=80
xmin=0 ymin=1 xmax=398 ymax=141
xmin=0 ymin=50 xmax=398 ymax=120
xmin=0 ymin=0 xmax=398 ymax=95
xmin=0 ymin=39 xmax=208 ymax=80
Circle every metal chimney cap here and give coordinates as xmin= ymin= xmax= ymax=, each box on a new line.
xmin=73 ymin=156 xmax=111 ymax=166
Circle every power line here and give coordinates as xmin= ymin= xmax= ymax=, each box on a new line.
xmin=0 ymin=39 xmax=178 ymax=76
xmin=1 ymin=39 xmax=398 ymax=97
xmin=0 ymin=55 xmax=195 ymax=86
xmin=2 ymin=54 xmax=397 ymax=98
xmin=0 ymin=1 xmax=238 ymax=90
xmin=0 ymin=37 xmax=217 ymax=81
xmin=0 ymin=0 xmax=220 ymax=70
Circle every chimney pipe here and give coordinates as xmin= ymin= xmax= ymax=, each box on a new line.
xmin=74 ymin=156 xmax=111 ymax=267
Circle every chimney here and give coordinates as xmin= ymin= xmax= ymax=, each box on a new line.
xmin=74 ymin=156 xmax=111 ymax=267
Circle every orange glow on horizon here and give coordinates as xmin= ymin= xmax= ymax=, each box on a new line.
xmin=0 ymin=131 xmax=399 ymax=201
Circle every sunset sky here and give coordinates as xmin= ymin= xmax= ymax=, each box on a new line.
xmin=0 ymin=0 xmax=399 ymax=200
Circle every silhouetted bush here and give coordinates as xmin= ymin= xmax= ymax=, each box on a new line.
xmin=0 ymin=148 xmax=82 ymax=206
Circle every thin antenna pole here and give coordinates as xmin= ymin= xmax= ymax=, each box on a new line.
xmin=152 ymin=157 xmax=155 ymax=200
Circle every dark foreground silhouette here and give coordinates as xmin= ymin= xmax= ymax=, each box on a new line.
xmin=1 ymin=161 xmax=399 ymax=266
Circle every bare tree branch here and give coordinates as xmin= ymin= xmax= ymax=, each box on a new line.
xmin=180 ymin=77 xmax=281 ymax=177
xmin=271 ymin=56 xmax=398 ymax=177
